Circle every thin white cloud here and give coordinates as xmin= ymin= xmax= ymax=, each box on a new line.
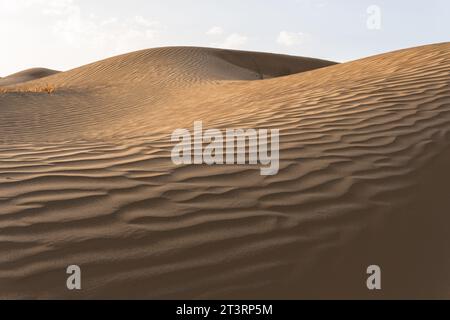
xmin=41 ymin=0 xmax=77 ymax=16
xmin=277 ymin=31 xmax=307 ymax=47
xmin=0 ymin=0 xmax=163 ymax=75
xmin=0 ymin=0 xmax=76 ymax=15
xmin=0 ymin=0 xmax=42 ymax=12
xmin=214 ymin=33 xmax=248 ymax=49
xmin=134 ymin=15 xmax=158 ymax=28
xmin=0 ymin=0 xmax=160 ymax=51
xmin=47 ymin=3 xmax=160 ymax=52
xmin=206 ymin=26 xmax=224 ymax=36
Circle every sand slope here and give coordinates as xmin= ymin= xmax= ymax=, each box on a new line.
xmin=0 ymin=44 xmax=449 ymax=299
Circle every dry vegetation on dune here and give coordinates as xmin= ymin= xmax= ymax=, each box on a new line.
xmin=0 ymin=83 xmax=56 ymax=94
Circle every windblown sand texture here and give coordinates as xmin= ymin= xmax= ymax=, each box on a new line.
xmin=0 ymin=44 xmax=449 ymax=299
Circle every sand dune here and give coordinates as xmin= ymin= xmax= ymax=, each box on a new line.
xmin=0 ymin=44 xmax=449 ymax=299
xmin=0 ymin=48 xmax=335 ymax=141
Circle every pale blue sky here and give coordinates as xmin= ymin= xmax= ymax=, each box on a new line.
xmin=1 ymin=0 xmax=449 ymax=76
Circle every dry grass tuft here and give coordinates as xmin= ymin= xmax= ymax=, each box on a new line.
xmin=0 ymin=84 xmax=56 ymax=94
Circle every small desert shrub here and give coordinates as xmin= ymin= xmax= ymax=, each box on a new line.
xmin=0 ymin=83 xmax=56 ymax=94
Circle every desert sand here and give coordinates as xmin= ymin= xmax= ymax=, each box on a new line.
xmin=0 ymin=43 xmax=449 ymax=299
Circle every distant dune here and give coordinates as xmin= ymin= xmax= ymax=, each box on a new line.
xmin=0 ymin=47 xmax=336 ymax=140
xmin=0 ymin=68 xmax=60 ymax=87
xmin=0 ymin=44 xmax=449 ymax=299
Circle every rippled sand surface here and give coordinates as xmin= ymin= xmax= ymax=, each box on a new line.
xmin=0 ymin=44 xmax=449 ymax=299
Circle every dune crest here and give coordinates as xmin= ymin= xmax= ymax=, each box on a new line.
xmin=0 ymin=43 xmax=449 ymax=299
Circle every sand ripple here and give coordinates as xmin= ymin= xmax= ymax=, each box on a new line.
xmin=0 ymin=44 xmax=449 ymax=298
